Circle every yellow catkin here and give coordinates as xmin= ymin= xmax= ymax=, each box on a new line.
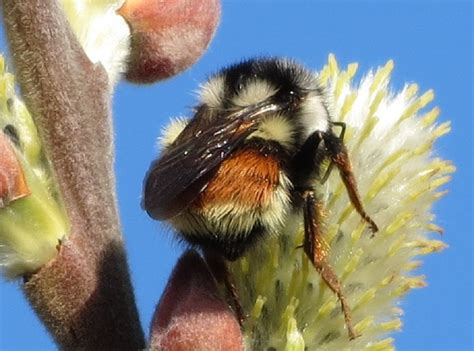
xmin=404 ymin=83 xmax=419 ymax=99
xmin=421 ymin=107 xmax=440 ymax=126
xmin=355 ymin=316 xmax=375 ymax=334
xmin=380 ymin=319 xmax=403 ymax=332
xmin=369 ymin=60 xmax=394 ymax=94
xmin=365 ymin=338 xmax=395 ymax=351
xmin=340 ymin=92 xmax=357 ymax=120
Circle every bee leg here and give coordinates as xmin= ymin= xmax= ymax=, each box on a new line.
xmin=320 ymin=122 xmax=346 ymax=184
xmin=322 ymin=131 xmax=378 ymax=234
xmin=302 ymin=189 xmax=359 ymax=340
xmin=203 ymin=250 xmax=245 ymax=326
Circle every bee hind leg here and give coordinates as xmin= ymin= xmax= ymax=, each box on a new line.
xmin=301 ymin=189 xmax=359 ymax=340
xmin=203 ymin=250 xmax=245 ymax=326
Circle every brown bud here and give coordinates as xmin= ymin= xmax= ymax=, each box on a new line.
xmin=118 ymin=0 xmax=221 ymax=83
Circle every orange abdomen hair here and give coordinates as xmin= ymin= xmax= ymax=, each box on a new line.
xmin=193 ymin=148 xmax=281 ymax=211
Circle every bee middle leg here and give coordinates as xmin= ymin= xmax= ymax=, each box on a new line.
xmin=203 ymin=249 xmax=245 ymax=326
xmin=301 ymin=189 xmax=358 ymax=340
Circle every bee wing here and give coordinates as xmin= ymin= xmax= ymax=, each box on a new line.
xmin=143 ymin=101 xmax=282 ymax=220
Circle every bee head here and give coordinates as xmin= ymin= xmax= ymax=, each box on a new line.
xmin=199 ymin=58 xmax=311 ymax=109
xmin=198 ymin=57 xmax=331 ymax=146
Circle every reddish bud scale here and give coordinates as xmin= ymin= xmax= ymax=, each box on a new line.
xmin=118 ymin=0 xmax=221 ymax=83
xmin=150 ymin=251 xmax=243 ymax=351
xmin=0 ymin=132 xmax=29 ymax=207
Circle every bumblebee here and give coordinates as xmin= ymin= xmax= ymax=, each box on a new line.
xmin=143 ymin=57 xmax=378 ymax=339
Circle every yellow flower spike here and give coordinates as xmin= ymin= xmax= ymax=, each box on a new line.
xmin=429 ymin=158 xmax=445 ymax=168
xmin=328 ymin=53 xmax=340 ymax=76
xmin=350 ymin=222 xmax=366 ymax=242
xmin=369 ymin=60 xmax=394 ymax=94
xmin=319 ymin=65 xmax=331 ymax=86
xmin=385 ymin=212 xmax=414 ymax=235
xmin=324 ymin=225 xmax=339 ymax=246
xmin=380 ymin=319 xmax=403 ymax=332
xmin=409 ymin=277 xmax=428 ymax=289
xmin=334 ymin=63 xmax=357 ymax=101
xmin=354 ymin=316 xmax=375 ymax=335
xmin=368 ymin=90 xmax=386 ymax=118
xmin=318 ymin=299 xmax=337 ymax=318
xmin=278 ymin=297 xmax=299 ymax=337
xmin=388 ymin=236 xmax=407 ymax=257
xmin=354 ymin=288 xmax=377 ymax=310
xmin=419 ymin=161 xmax=441 ymax=177
xmin=365 ymin=338 xmax=395 ymax=351
xmin=340 ymin=92 xmax=357 ymax=120
xmin=366 ymin=167 xmax=401 ymax=201
xmin=404 ymin=83 xmax=419 ymax=99
xmin=413 ymin=140 xmax=434 ymax=156
xmin=434 ymin=190 xmax=449 ymax=199
xmin=378 ymin=149 xmax=409 ymax=172
xmin=421 ymin=107 xmax=441 ymax=126
xmin=337 ymin=204 xmax=355 ymax=228
xmin=394 ymin=277 xmax=427 ymax=297
xmin=343 ymin=248 xmax=363 ymax=277
xmin=287 ymin=265 xmax=302 ymax=300
xmin=285 ymin=318 xmax=305 ymax=351
xmin=334 ymin=71 xmax=349 ymax=99
xmin=398 ymin=89 xmax=435 ymax=123
xmin=380 ymin=274 xmax=396 ymax=287
xmin=425 ymin=223 xmax=444 ymax=234
xmin=402 ymin=260 xmax=423 ymax=272
xmin=251 ymin=295 xmax=267 ymax=319
xmin=346 ymin=62 xmax=359 ymax=78
xmin=431 ymin=175 xmax=452 ymax=190
xmin=352 ymin=114 xmax=378 ymax=151
xmin=231 ymin=56 xmax=451 ymax=350
xmin=413 ymin=240 xmax=448 ymax=255
xmin=244 ymin=296 xmax=267 ymax=344
xmin=326 ymin=178 xmax=346 ymax=209
xmin=433 ymin=121 xmax=451 ymax=138
xmin=439 ymin=161 xmax=456 ymax=175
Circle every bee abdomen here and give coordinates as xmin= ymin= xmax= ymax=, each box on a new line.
xmin=171 ymin=145 xmax=292 ymax=259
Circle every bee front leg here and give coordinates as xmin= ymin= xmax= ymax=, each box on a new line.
xmin=322 ymin=131 xmax=378 ymax=234
xmin=301 ymin=189 xmax=359 ymax=340
xmin=203 ymin=250 xmax=245 ymax=326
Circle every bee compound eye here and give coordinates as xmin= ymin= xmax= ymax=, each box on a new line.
xmin=234 ymin=75 xmax=244 ymax=94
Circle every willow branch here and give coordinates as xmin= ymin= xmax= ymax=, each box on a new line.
xmin=1 ymin=0 xmax=145 ymax=348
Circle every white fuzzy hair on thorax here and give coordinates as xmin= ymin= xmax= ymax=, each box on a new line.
xmin=198 ymin=75 xmax=226 ymax=108
xmin=298 ymin=93 xmax=331 ymax=138
xmin=231 ymin=79 xmax=277 ymax=107
xmin=158 ymin=117 xmax=189 ymax=149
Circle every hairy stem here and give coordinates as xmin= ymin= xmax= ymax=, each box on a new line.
xmin=1 ymin=0 xmax=145 ymax=348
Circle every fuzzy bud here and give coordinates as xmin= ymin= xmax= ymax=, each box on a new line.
xmin=118 ymin=0 xmax=221 ymax=83
xmin=150 ymin=251 xmax=243 ymax=351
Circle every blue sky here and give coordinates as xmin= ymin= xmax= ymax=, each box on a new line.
xmin=0 ymin=1 xmax=472 ymax=350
